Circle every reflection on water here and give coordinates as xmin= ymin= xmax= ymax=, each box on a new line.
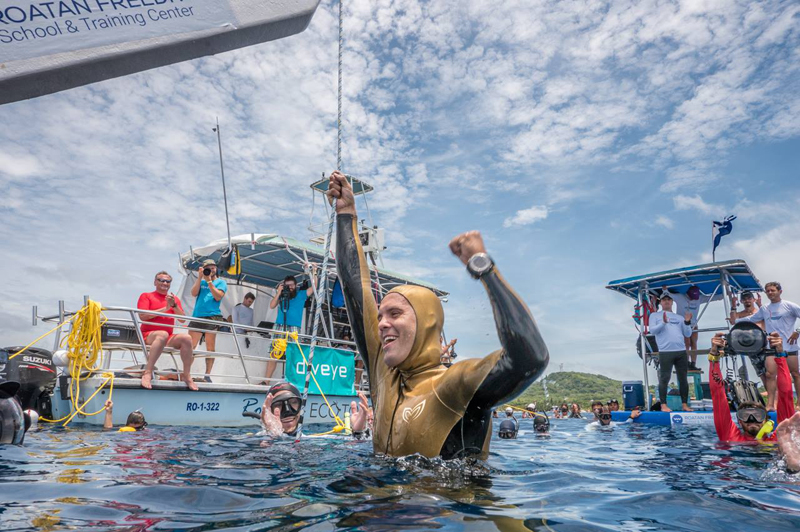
xmin=1 ymin=419 xmax=799 ymax=530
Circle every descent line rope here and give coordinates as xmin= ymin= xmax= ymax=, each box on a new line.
xmin=295 ymin=0 xmax=344 ymax=440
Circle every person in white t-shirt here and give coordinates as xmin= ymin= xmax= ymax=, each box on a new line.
xmin=672 ymin=285 xmax=723 ymax=371
xmin=648 ymin=292 xmax=693 ymax=412
xmin=738 ymin=282 xmax=800 ymax=410
xmin=230 ymin=292 xmax=256 ymax=348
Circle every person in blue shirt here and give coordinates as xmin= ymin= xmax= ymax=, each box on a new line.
xmin=189 ymin=259 xmax=228 ymax=382
xmin=265 ymin=265 xmax=317 ymax=380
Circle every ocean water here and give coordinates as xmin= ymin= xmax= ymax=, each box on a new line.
xmin=1 ymin=418 xmax=799 ymax=531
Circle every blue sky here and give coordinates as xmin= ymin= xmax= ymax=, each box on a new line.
xmin=1 ymin=0 xmax=799 ymax=381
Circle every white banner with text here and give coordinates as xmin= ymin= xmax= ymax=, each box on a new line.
xmin=0 ymin=0 xmax=236 ymax=63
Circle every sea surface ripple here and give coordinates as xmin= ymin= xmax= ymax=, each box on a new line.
xmin=1 ymin=418 xmax=799 ymax=531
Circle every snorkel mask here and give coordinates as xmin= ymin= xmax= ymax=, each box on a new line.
xmin=736 ymin=407 xmax=767 ymax=425
xmin=533 ymin=413 xmax=550 ymax=433
xmin=267 ymin=382 xmax=303 ymax=420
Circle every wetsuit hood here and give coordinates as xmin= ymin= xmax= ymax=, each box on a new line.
xmin=386 ymin=285 xmax=444 ymax=376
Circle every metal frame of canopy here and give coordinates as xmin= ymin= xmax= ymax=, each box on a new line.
xmin=605 ymin=260 xmax=763 ymax=408
xmin=180 ymin=233 xmax=447 ymax=297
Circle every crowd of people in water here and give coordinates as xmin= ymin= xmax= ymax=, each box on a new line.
xmin=2 ymin=171 xmax=800 ymax=474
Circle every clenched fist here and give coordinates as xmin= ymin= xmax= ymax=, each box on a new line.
xmin=449 ymin=231 xmax=488 ymax=266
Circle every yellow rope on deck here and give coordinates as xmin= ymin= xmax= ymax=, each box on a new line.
xmin=35 ymin=300 xmax=115 ymax=426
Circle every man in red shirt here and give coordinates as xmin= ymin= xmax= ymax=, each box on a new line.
xmin=137 ymin=271 xmax=197 ymax=391
xmin=709 ymin=332 xmax=793 ymax=443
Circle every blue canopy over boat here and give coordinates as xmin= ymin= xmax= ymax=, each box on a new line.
xmin=605 ymin=259 xmax=762 ymax=300
xmin=180 ymin=233 xmax=447 ymax=298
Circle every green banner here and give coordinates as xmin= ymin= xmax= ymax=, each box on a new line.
xmin=285 ymin=344 xmax=356 ymax=396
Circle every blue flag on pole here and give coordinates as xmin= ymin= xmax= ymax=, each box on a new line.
xmin=712 ymin=215 xmax=736 ymax=257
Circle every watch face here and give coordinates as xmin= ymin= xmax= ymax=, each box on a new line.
xmin=472 ymin=255 xmax=491 ymax=270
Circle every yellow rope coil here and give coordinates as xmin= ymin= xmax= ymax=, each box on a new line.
xmin=269 ymin=335 xmax=287 ymax=359
xmin=36 ymin=301 xmax=115 ymax=426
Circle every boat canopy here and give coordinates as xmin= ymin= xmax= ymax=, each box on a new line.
xmin=605 ymin=259 xmax=762 ymax=300
xmin=180 ymin=233 xmax=447 ymax=298
xmin=310 ymin=175 xmax=374 ymax=196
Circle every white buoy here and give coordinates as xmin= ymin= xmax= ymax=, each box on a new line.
xmin=52 ymin=350 xmax=70 ymax=367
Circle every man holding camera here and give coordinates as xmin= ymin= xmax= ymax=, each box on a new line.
xmin=265 ymin=268 xmax=316 ymax=380
xmin=137 ymin=271 xmax=196 ymax=390
xmin=708 ymin=332 xmax=793 ymax=442
xmin=189 ymin=259 xmax=228 ymax=382
xmin=648 ymin=292 xmax=693 ymax=412
xmin=736 ymin=282 xmax=800 ymax=411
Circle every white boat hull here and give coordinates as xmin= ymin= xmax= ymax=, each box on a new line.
xmin=50 ymin=377 xmax=355 ymax=428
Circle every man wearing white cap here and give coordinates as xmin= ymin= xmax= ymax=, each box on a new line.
xmin=648 ymin=292 xmax=693 ymax=412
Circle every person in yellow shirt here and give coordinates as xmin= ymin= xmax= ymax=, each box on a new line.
xmin=103 ymin=400 xmax=148 ymax=432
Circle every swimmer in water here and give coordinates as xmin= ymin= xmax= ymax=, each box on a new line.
xmin=103 ymin=401 xmax=148 ymax=432
xmin=259 ymin=382 xmax=303 ymax=438
xmin=0 ymin=381 xmax=30 ymax=445
xmin=498 ymin=407 xmax=519 ymax=439
xmin=259 ymin=382 xmax=373 ymax=440
xmin=328 ymin=171 xmax=549 ymax=459
xmin=586 ymin=405 xmax=640 ymax=429
xmin=708 ymin=333 xmax=793 ymax=443
xmin=533 ymin=412 xmax=550 ymax=434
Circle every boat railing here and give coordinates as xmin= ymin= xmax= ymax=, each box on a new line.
xmin=37 ymin=303 xmax=365 ymax=390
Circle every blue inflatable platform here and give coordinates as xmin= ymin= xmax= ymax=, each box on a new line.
xmin=612 ymin=410 xmax=779 ymax=427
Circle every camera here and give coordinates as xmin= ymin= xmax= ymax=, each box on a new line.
xmin=203 ymin=267 xmax=212 ymax=276
xmin=723 ymin=321 xmax=775 ymax=357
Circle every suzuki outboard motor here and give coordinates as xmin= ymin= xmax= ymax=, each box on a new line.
xmin=0 ymin=347 xmax=56 ymax=417
xmin=0 ymin=381 xmax=27 ymax=445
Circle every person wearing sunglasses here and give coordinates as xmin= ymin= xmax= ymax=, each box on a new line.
xmin=708 ymin=332 xmax=793 ymax=443
xmin=137 ymin=271 xmax=197 ymax=391
xmin=102 ymin=400 xmax=148 ymax=432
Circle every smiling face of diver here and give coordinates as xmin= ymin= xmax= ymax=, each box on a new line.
xmin=378 ymin=293 xmax=418 ymax=368
xmin=270 ymin=391 xmax=302 ymax=434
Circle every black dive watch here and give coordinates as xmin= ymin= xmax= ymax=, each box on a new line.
xmin=467 ymin=252 xmax=494 ymax=279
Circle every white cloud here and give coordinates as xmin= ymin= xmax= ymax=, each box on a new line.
xmin=673 ymin=194 xmax=723 ymax=216
xmin=655 ymin=216 xmax=674 ymax=229
xmin=503 ymin=205 xmax=548 ymax=227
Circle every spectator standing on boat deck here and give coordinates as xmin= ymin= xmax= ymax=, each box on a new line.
xmin=672 ymin=285 xmax=723 ymax=371
xmin=729 ymin=291 xmax=763 ymax=326
xmin=189 ymin=259 xmax=228 ymax=382
xmin=736 ymin=282 xmax=800 ymax=411
xmin=230 ymin=292 xmax=256 ymax=348
xmin=137 ymin=271 xmax=196 ymax=391
xmin=266 ymin=268 xmax=317 ymax=380
xmin=648 ymin=292 xmax=693 ymax=412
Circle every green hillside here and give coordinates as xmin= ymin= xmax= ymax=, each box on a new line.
xmin=510 ymin=371 xmax=627 ymax=410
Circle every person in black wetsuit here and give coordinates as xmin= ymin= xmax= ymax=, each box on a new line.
xmin=327 ymin=171 xmax=549 ymax=459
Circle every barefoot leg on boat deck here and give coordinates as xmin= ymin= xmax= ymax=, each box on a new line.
xmin=168 ymin=333 xmax=197 ymax=391
xmin=204 ymin=332 xmax=217 ymax=377
xmin=143 ymin=331 xmax=169 ymax=389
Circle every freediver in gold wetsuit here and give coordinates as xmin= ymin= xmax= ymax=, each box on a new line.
xmin=327 ymin=171 xmax=549 ymax=459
